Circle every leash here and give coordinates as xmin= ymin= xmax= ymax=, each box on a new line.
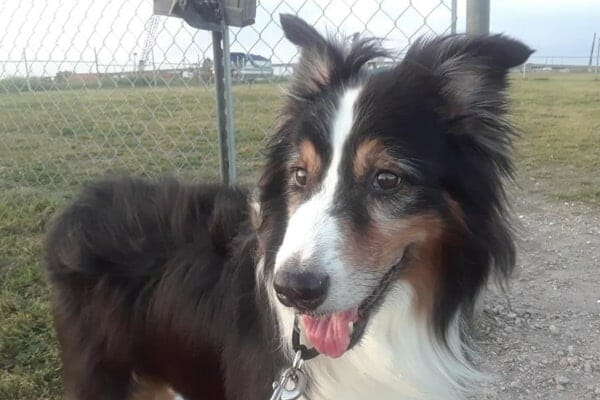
xmin=270 ymin=317 xmax=319 ymax=400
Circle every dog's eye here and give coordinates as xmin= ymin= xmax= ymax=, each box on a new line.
xmin=373 ymin=171 xmax=400 ymax=191
xmin=293 ymin=168 xmax=308 ymax=187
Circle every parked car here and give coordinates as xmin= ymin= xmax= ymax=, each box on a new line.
xmin=230 ymin=52 xmax=274 ymax=82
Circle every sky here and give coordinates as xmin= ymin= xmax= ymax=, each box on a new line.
xmin=487 ymin=0 xmax=600 ymax=63
xmin=0 ymin=0 xmax=599 ymax=77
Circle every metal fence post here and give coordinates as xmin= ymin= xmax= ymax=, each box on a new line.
xmin=466 ymin=0 xmax=490 ymax=34
xmin=451 ymin=0 xmax=458 ymax=34
xmin=222 ymin=27 xmax=237 ymax=184
xmin=212 ymin=26 xmax=237 ymax=186
xmin=94 ymin=47 xmax=102 ymax=88
xmin=22 ymin=49 xmax=32 ymax=92
xmin=594 ymin=40 xmax=600 ymax=81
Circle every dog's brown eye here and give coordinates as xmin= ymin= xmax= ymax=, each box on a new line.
xmin=293 ymin=168 xmax=307 ymax=186
xmin=373 ymin=171 xmax=400 ymax=191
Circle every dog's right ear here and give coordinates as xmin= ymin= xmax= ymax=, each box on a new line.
xmin=279 ymin=14 xmax=386 ymax=100
xmin=280 ymin=13 xmax=328 ymax=50
xmin=279 ymin=14 xmax=335 ymax=96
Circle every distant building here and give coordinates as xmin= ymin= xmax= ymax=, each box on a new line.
xmin=230 ymin=52 xmax=273 ymax=82
xmin=68 ymin=72 xmax=98 ymax=82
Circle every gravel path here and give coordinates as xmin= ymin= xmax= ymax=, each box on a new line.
xmin=472 ymin=191 xmax=600 ymax=399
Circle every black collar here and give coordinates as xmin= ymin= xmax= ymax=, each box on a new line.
xmin=291 ymin=317 xmax=319 ymax=361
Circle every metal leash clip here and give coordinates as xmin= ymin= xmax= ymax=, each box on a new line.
xmin=269 ymin=350 xmax=308 ymax=400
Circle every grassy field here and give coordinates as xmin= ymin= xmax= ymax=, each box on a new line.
xmin=511 ymin=73 xmax=600 ymax=205
xmin=1 ymin=74 xmax=599 ymax=399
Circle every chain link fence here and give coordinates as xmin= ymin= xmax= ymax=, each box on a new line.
xmin=523 ymin=55 xmax=600 ymax=76
xmin=0 ymin=0 xmax=457 ymax=223
xmin=0 ymin=8 xmax=456 ymax=391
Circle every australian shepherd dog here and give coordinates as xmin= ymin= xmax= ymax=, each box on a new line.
xmin=44 ymin=14 xmax=532 ymax=400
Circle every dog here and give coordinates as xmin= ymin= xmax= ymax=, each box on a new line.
xmin=44 ymin=14 xmax=532 ymax=400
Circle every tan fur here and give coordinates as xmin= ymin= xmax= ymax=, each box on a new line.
xmin=350 ymin=141 xmax=469 ymax=313
xmin=130 ymin=375 xmax=178 ymax=400
xmin=343 ymin=214 xmax=446 ymax=312
xmin=311 ymin=55 xmax=333 ymax=87
xmin=287 ymin=140 xmax=322 ymax=214
xmin=296 ymin=51 xmax=333 ymax=94
xmin=354 ymin=139 xmax=384 ymax=178
xmin=298 ymin=140 xmax=321 ymax=176
xmin=353 ymin=138 xmax=403 ymax=179
xmin=443 ymin=192 xmax=467 ymax=230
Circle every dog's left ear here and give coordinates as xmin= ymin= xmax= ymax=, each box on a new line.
xmin=402 ymin=34 xmax=532 ymax=176
xmin=404 ymin=34 xmax=533 ymax=128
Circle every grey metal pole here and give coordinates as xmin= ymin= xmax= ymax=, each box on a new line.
xmin=151 ymin=48 xmax=157 ymax=87
xmin=589 ymin=32 xmax=597 ymax=70
xmin=594 ymin=40 xmax=600 ymax=80
xmin=94 ymin=47 xmax=102 ymax=88
xmin=451 ymin=0 xmax=458 ymax=34
xmin=23 ymin=49 xmax=32 ymax=92
xmin=212 ymin=26 xmax=237 ymax=185
xmin=466 ymin=0 xmax=490 ymax=34
xmin=221 ymin=27 xmax=237 ymax=184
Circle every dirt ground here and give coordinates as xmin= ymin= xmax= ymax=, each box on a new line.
xmin=471 ymin=188 xmax=600 ymax=399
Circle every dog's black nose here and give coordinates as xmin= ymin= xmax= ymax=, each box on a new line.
xmin=273 ymin=270 xmax=329 ymax=312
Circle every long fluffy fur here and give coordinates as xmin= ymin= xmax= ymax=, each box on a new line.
xmin=45 ymin=178 xmax=284 ymax=400
xmin=44 ymin=15 xmax=532 ymax=400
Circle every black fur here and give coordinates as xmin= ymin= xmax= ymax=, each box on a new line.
xmin=45 ymin=178 xmax=283 ymax=400
xmin=45 ymin=14 xmax=532 ymax=399
xmin=260 ymin=17 xmax=532 ymax=343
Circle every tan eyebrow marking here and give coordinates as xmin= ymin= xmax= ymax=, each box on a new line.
xmin=354 ymin=139 xmax=384 ymax=178
xmin=287 ymin=140 xmax=322 ymax=216
xmin=354 ymin=138 xmax=402 ymax=179
xmin=298 ymin=140 xmax=321 ymax=175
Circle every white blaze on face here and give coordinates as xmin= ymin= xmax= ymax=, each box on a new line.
xmin=274 ymin=86 xmax=372 ymax=313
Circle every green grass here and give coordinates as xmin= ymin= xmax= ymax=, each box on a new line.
xmin=1 ymin=74 xmax=598 ymax=399
xmin=0 ymin=84 xmax=281 ymax=399
xmin=511 ymin=73 xmax=600 ymax=205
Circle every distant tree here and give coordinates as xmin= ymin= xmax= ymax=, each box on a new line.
xmin=55 ymin=71 xmax=73 ymax=83
xmin=202 ymin=58 xmax=213 ymax=70
xmin=199 ymin=58 xmax=214 ymax=82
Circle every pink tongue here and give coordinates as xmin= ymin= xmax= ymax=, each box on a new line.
xmin=300 ymin=309 xmax=358 ymax=358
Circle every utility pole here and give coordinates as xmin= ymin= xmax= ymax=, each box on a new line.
xmin=466 ymin=0 xmax=490 ymax=34
xmin=594 ymin=40 xmax=600 ymax=80
xmin=132 ymin=52 xmax=138 ymax=87
xmin=151 ymin=48 xmax=157 ymax=87
xmin=589 ymin=32 xmax=597 ymax=71
xmin=451 ymin=0 xmax=457 ymax=34
xmin=22 ymin=49 xmax=32 ymax=92
xmin=212 ymin=27 xmax=237 ymax=185
xmin=94 ymin=47 xmax=102 ymax=88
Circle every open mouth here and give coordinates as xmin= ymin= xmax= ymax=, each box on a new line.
xmin=297 ymin=250 xmax=410 ymax=358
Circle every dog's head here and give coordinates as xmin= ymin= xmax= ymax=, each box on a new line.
xmin=255 ymin=14 xmax=532 ymax=358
